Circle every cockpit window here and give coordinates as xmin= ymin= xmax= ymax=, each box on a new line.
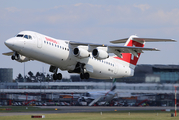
xmin=16 ymin=34 xmax=24 ymax=37
xmin=16 ymin=34 xmax=32 ymax=39
xmin=29 ymin=35 xmax=32 ymax=39
xmin=24 ymin=35 xmax=28 ymax=39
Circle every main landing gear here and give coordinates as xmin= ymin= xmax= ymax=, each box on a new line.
xmin=50 ymin=62 xmax=90 ymax=80
xmin=68 ymin=62 xmax=90 ymax=79
xmin=80 ymin=72 xmax=90 ymax=80
xmin=49 ymin=66 xmax=62 ymax=80
xmin=77 ymin=62 xmax=90 ymax=80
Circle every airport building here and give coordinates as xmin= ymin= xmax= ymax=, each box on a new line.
xmin=0 ymin=65 xmax=179 ymax=106
xmin=0 ymin=82 xmax=179 ymax=94
xmin=117 ymin=64 xmax=179 ymax=83
xmin=0 ymin=68 xmax=13 ymax=82
xmin=0 ymin=82 xmax=179 ymax=106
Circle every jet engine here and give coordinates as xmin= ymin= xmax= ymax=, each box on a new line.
xmin=92 ymin=48 xmax=109 ymax=60
xmin=73 ymin=47 xmax=90 ymax=58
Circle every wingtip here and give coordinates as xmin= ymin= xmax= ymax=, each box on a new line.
xmin=164 ymin=39 xmax=177 ymax=42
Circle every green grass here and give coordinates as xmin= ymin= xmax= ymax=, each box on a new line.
xmin=0 ymin=112 xmax=178 ymax=120
xmin=0 ymin=106 xmax=53 ymax=113
xmin=0 ymin=110 xmax=178 ymax=120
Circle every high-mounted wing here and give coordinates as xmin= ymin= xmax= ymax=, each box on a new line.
xmin=69 ymin=41 xmax=159 ymax=58
xmin=69 ymin=41 xmax=106 ymax=46
xmin=69 ymin=41 xmax=107 ymax=52
xmin=107 ymin=45 xmax=159 ymax=58
xmin=69 ymin=41 xmax=107 ymax=47
xmin=110 ymin=38 xmax=176 ymax=44
xmin=108 ymin=45 xmax=159 ymax=52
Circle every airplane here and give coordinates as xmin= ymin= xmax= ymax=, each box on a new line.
xmin=78 ymin=78 xmax=117 ymax=106
xmin=3 ymin=31 xmax=175 ymax=80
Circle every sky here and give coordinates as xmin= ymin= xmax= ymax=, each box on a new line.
xmin=1 ymin=0 xmax=179 ymax=79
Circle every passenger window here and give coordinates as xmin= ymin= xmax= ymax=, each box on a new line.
xmin=24 ymin=35 xmax=28 ymax=39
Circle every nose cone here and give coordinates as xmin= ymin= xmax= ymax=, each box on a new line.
xmin=4 ymin=38 xmax=14 ymax=47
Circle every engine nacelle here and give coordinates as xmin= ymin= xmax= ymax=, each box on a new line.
xmin=92 ymin=48 xmax=109 ymax=60
xmin=15 ymin=54 xmax=30 ymax=62
xmin=73 ymin=47 xmax=90 ymax=58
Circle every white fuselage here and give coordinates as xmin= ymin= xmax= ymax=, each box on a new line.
xmin=4 ymin=31 xmax=134 ymax=79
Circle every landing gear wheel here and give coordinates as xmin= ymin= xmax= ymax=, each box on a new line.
xmin=57 ymin=73 xmax=62 ymax=80
xmin=53 ymin=74 xmax=57 ymax=80
xmin=11 ymin=55 xmax=15 ymax=60
xmin=80 ymin=73 xmax=84 ymax=79
xmin=14 ymin=53 xmax=19 ymax=60
xmin=84 ymin=73 xmax=89 ymax=79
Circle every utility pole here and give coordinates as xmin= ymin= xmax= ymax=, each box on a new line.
xmin=174 ymin=86 xmax=178 ymax=117
xmin=24 ymin=63 xmax=26 ymax=82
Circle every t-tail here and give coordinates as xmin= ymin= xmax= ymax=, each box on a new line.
xmin=111 ymin=35 xmax=176 ymax=68
xmin=115 ymin=35 xmax=145 ymax=67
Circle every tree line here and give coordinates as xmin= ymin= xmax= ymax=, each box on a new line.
xmin=15 ymin=71 xmax=54 ymax=82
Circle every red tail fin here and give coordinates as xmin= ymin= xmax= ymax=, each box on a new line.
xmin=115 ymin=35 xmax=145 ymax=66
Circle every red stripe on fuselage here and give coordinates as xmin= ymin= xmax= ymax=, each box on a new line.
xmin=45 ymin=37 xmax=58 ymax=44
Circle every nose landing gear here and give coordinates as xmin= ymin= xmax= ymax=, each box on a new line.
xmin=11 ymin=55 xmax=15 ymax=60
xmin=11 ymin=52 xmax=19 ymax=60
